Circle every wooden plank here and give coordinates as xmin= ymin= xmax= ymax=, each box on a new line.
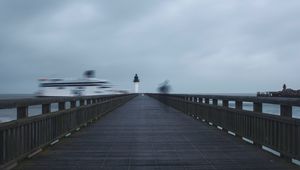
xmin=15 ymin=96 xmax=298 ymax=170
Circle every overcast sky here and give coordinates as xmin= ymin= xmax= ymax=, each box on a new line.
xmin=0 ymin=0 xmax=300 ymax=94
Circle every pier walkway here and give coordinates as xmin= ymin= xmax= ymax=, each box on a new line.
xmin=17 ymin=95 xmax=297 ymax=170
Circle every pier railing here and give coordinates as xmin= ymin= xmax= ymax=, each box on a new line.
xmin=0 ymin=94 xmax=136 ymax=168
xmin=148 ymin=93 xmax=300 ymax=163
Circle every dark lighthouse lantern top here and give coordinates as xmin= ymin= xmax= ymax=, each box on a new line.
xmin=133 ymin=74 xmax=140 ymax=83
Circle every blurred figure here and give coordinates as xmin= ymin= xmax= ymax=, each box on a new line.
xmin=157 ymin=80 xmax=171 ymax=111
xmin=158 ymin=80 xmax=171 ymax=94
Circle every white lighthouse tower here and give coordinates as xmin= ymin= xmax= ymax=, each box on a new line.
xmin=133 ymin=74 xmax=140 ymax=93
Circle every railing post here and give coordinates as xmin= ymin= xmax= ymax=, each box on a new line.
xmin=70 ymin=101 xmax=76 ymax=108
xmin=280 ymin=105 xmax=292 ymax=117
xmin=80 ymin=100 xmax=85 ymax=106
xmin=213 ymin=99 xmax=218 ymax=105
xmin=223 ymin=100 xmax=229 ymax=107
xmin=193 ymin=97 xmax=197 ymax=102
xmin=279 ymin=104 xmax=292 ymax=161
xmin=58 ymin=102 xmax=65 ymax=111
xmin=205 ymin=98 xmax=209 ymax=104
xmin=42 ymin=104 xmax=51 ymax=114
xmin=17 ymin=106 xmax=28 ymax=119
xmin=87 ymin=99 xmax=91 ymax=105
xmin=252 ymin=102 xmax=263 ymax=147
xmin=253 ymin=102 xmax=262 ymax=113
xmin=197 ymin=97 xmax=202 ymax=103
xmin=235 ymin=101 xmax=242 ymax=110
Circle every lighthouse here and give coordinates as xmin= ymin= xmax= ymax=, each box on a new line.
xmin=133 ymin=74 xmax=140 ymax=93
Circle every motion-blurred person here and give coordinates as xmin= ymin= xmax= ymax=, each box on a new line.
xmin=158 ymin=80 xmax=171 ymax=94
xmin=157 ymin=80 xmax=171 ymax=111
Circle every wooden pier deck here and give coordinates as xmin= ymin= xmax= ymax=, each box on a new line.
xmin=16 ymin=95 xmax=298 ymax=170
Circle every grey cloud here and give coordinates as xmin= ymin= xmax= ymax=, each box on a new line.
xmin=0 ymin=0 xmax=300 ymax=94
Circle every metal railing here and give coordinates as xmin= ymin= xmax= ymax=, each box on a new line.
xmin=0 ymin=94 xmax=136 ymax=168
xmin=148 ymin=93 xmax=300 ymax=163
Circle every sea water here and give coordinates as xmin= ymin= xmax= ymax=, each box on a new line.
xmin=0 ymin=94 xmax=299 ymax=123
xmin=0 ymin=94 xmax=71 ymax=123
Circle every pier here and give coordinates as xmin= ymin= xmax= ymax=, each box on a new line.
xmin=0 ymin=94 xmax=299 ymax=169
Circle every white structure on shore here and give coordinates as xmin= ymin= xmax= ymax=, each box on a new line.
xmin=133 ymin=74 xmax=140 ymax=93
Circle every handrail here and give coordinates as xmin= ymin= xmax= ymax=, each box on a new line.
xmin=0 ymin=94 xmax=137 ymax=169
xmin=148 ymin=93 xmax=300 ymax=163
xmin=0 ymin=94 xmax=125 ymax=109
xmin=0 ymin=94 xmax=131 ymax=120
xmin=166 ymin=93 xmax=300 ymax=106
xmin=157 ymin=93 xmax=300 ymax=117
